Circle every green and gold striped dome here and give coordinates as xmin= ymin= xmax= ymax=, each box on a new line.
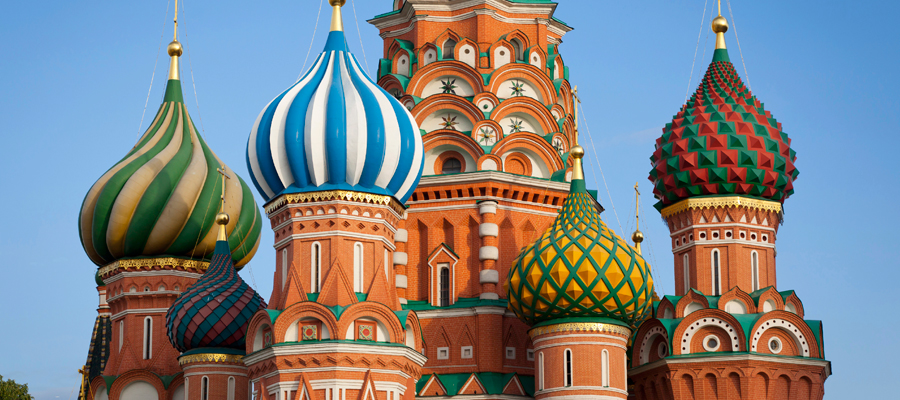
xmin=506 ymin=147 xmax=654 ymax=326
xmin=79 ymin=45 xmax=262 ymax=268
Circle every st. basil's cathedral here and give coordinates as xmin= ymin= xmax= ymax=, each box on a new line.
xmin=76 ymin=1 xmax=832 ymax=399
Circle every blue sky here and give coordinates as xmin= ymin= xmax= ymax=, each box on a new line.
xmin=0 ymin=1 xmax=897 ymax=398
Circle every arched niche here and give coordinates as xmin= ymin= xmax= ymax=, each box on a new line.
xmin=498 ymin=112 xmax=545 ymax=137
xmin=422 ymin=75 xmax=476 ymax=98
xmin=423 ymin=110 xmax=474 ymax=133
xmin=121 ymin=381 xmax=158 ymax=400
xmin=497 ymin=78 xmax=544 ymax=103
xmin=500 ymin=148 xmax=550 ymax=179
xmin=458 ymin=43 xmax=477 ymax=67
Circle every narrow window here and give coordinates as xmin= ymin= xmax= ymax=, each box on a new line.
xmin=564 ymin=349 xmax=573 ymax=387
xmin=118 ymin=320 xmax=124 ymax=352
xmin=441 ymin=158 xmax=462 ymax=174
xmin=201 ymin=376 xmax=209 ymax=400
xmin=712 ymin=250 xmax=721 ymax=295
xmin=354 ymin=242 xmax=364 ymax=292
xmin=439 ymin=267 xmax=450 ymax=307
xmin=227 ymin=376 xmax=235 ymax=400
xmin=751 ymin=251 xmax=759 ymax=291
xmin=143 ymin=317 xmax=152 ymax=359
xmin=311 ymin=243 xmax=322 ymax=293
xmin=601 ymin=349 xmax=610 ymax=387
xmin=184 ymin=378 xmax=188 ymax=400
xmin=539 ymin=352 xmax=545 ymax=390
xmin=282 ymin=249 xmax=288 ymax=289
xmin=683 ymin=253 xmax=690 ymax=294
xmin=511 ymin=39 xmax=524 ymax=61
xmin=384 ymin=249 xmax=390 ymax=282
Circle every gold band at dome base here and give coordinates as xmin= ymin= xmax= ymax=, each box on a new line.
xmin=264 ymin=190 xmax=405 ymax=215
xmin=660 ymin=196 xmax=782 ymax=219
xmin=528 ymin=322 xmax=632 ymax=339
xmin=178 ymin=353 xmax=245 ymax=366
xmin=98 ymin=257 xmax=209 ymax=277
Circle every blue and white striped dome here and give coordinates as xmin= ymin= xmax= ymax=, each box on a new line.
xmin=247 ymin=30 xmax=423 ymax=204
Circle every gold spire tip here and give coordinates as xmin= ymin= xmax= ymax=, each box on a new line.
xmin=167 ymin=0 xmax=182 ymax=80
xmin=330 ymin=0 xmax=346 ymax=32
xmin=711 ymin=0 xmax=728 ymax=51
xmin=570 ymin=145 xmax=585 ymax=180
xmin=216 ymin=213 xmax=230 ymax=241
xmin=632 ymin=182 xmax=643 ymax=253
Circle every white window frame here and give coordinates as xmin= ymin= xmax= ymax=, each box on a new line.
xmin=354 ymin=242 xmax=364 ymax=292
xmin=711 ymin=249 xmax=721 ymax=295
xmin=461 ymin=346 xmax=473 ymax=359
xmin=538 ymin=352 xmax=545 ymax=390
xmin=564 ymin=348 xmax=573 ymax=387
xmin=118 ymin=320 xmax=124 ymax=352
xmin=601 ymin=349 xmax=610 ymax=387
xmin=227 ymin=376 xmax=235 ymax=400
xmin=384 ymin=249 xmax=390 ymax=283
xmin=506 ymin=347 xmax=516 ymax=360
xmin=751 ymin=250 xmax=760 ymax=291
xmin=437 ymin=347 xmax=449 ymax=360
xmin=311 ymin=242 xmax=322 ymax=293
xmin=527 ymin=349 xmax=535 ymax=361
xmin=438 ymin=264 xmax=451 ymax=307
xmin=201 ymin=376 xmax=210 ymax=400
xmin=683 ymin=253 xmax=690 ymax=294
xmin=143 ymin=316 xmax=152 ymax=360
xmin=282 ymin=249 xmax=288 ymax=290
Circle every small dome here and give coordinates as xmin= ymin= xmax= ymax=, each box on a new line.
xmin=79 ymin=77 xmax=263 ymax=268
xmin=247 ymin=29 xmax=423 ymax=204
xmin=649 ymin=48 xmax=798 ymax=209
xmin=166 ymin=222 xmax=266 ymax=352
xmin=507 ymin=149 xmax=654 ymax=326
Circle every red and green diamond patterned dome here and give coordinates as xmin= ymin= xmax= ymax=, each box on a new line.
xmin=649 ymin=20 xmax=798 ymax=209
xmin=166 ymin=214 xmax=266 ymax=352
xmin=506 ymin=147 xmax=655 ymax=327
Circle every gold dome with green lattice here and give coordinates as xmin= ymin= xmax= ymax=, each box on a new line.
xmin=506 ymin=148 xmax=654 ymax=326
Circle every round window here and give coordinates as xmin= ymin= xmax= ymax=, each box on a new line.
xmin=442 ymin=158 xmax=462 ymax=174
xmin=725 ymin=231 xmax=732 ymax=238
xmin=712 ymin=232 xmax=719 ymax=239
xmin=700 ymin=232 xmax=706 ymax=239
xmin=751 ymin=233 xmax=757 ymax=241
xmin=657 ymin=343 xmax=668 ymax=358
xmin=401 ymin=59 xmax=406 ymax=65
xmin=500 ymin=50 xmax=506 ymax=56
xmin=689 ymin=233 xmax=693 ymax=241
xmin=702 ymin=335 xmax=721 ymax=352
xmin=465 ymin=49 xmax=471 ymax=54
xmin=740 ymin=232 xmax=746 ymax=239
xmin=768 ymin=337 xmax=783 ymax=354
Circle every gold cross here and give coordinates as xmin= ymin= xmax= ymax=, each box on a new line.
xmin=634 ymin=182 xmax=641 ymax=227
xmin=572 ymin=85 xmax=581 ymax=146
xmin=217 ymin=165 xmax=231 ymax=213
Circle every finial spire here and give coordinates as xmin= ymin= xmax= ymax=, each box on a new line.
xmin=166 ymin=0 xmax=183 ymax=80
xmin=632 ymin=183 xmax=644 ymax=254
xmin=330 ymin=0 xmax=346 ymax=32
xmin=570 ymin=86 xmax=584 ymax=181
xmin=572 ymin=85 xmax=580 ymax=146
xmin=216 ymin=165 xmax=232 ymax=241
xmin=711 ymin=0 xmax=729 ymax=50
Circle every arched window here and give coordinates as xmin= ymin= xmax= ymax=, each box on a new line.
xmin=441 ymin=158 xmax=462 ymax=174
xmin=311 ymin=243 xmax=322 ymax=293
xmin=201 ymin=376 xmax=209 ymax=400
xmin=601 ymin=349 xmax=610 ymax=387
xmin=538 ymin=352 xmax=545 ymax=390
xmin=510 ymin=39 xmax=524 ymax=61
xmin=439 ymin=266 xmax=451 ymax=307
xmin=118 ymin=320 xmax=124 ymax=352
xmin=564 ymin=349 xmax=573 ymax=387
xmin=711 ymin=250 xmax=721 ymax=295
xmin=227 ymin=376 xmax=235 ymax=400
xmin=184 ymin=378 xmax=189 ymax=400
xmin=143 ymin=317 xmax=152 ymax=360
xmin=282 ymin=249 xmax=288 ymax=289
xmin=443 ymin=39 xmax=457 ymax=60
xmin=683 ymin=253 xmax=690 ymax=294
xmin=354 ymin=243 xmax=364 ymax=292
xmin=751 ymin=251 xmax=759 ymax=291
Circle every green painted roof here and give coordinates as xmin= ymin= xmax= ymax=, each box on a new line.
xmin=403 ymin=296 xmax=508 ymax=312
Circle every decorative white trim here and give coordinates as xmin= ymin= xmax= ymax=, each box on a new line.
xmin=103 ymin=270 xmax=202 ymax=284
xmin=415 ymin=171 xmax=570 ymax=194
xmin=639 ymin=326 xmax=668 ymax=365
xmin=274 ymin=232 xmax=396 ymax=251
xmin=370 ymin=0 xmax=571 ymax=35
xmin=478 ymin=201 xmax=498 ymax=215
xmin=532 ymin=333 xmax=628 ymax=345
xmin=672 ymin=239 xmax=775 ymax=253
xmin=768 ymin=337 xmax=784 ymax=354
xmin=110 ymin=308 xmax=170 ymax=321
xmin=461 ymin=346 xmax=473 ymax=359
xmin=393 ymin=252 xmax=408 ymax=266
xmin=395 ymin=274 xmax=408 ymax=289
xmin=534 ymin=341 xmax=628 ymax=352
xmin=414 ymin=306 xmax=507 ymax=319
xmin=702 ymin=334 xmax=721 ymax=352
xmin=243 ymin=343 xmax=428 ymax=367
xmin=273 ymin=213 xmax=398 ymax=235
xmin=184 ymin=371 xmax=248 ymax=378
xmin=479 ymin=246 xmax=499 ymax=261
xmin=479 ymin=223 xmax=499 ymax=237
xmin=679 ymin=317 xmax=740 ymax=354
xmin=409 ymin=202 xmax=561 ymax=217
xmin=479 ymin=269 xmax=499 ymax=284
xmin=395 ymin=229 xmax=408 ymax=243
xmin=628 ymin=353 xmax=832 ymax=377
xmin=750 ymin=318 xmax=811 ymax=357
xmin=256 ymin=367 xmax=411 ymax=381
xmin=277 ymin=200 xmax=403 ymax=221
xmin=437 ymin=347 xmax=450 ymax=360
xmin=537 ymin=386 xmax=628 ymax=396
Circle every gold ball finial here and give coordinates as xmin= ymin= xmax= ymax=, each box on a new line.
xmin=329 ymin=0 xmax=346 ymax=6
xmin=570 ymin=145 xmax=585 ymax=160
xmin=711 ymin=16 xmax=729 ymax=34
xmin=216 ymin=212 xmax=230 ymax=226
xmin=632 ymin=230 xmax=644 ymax=244
xmin=167 ymin=40 xmax=183 ymax=57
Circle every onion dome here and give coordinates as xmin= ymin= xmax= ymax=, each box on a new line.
xmin=166 ymin=213 xmax=267 ymax=352
xmin=506 ymin=146 xmax=655 ymax=326
xmin=78 ymin=40 xmax=262 ymax=268
xmin=648 ymin=14 xmax=797 ymax=209
xmin=247 ymin=0 xmax=423 ymax=204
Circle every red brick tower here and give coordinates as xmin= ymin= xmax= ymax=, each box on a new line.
xmin=629 ymin=7 xmax=831 ymax=399
xmin=243 ymin=2 xmax=427 ymax=399
xmin=367 ymin=2 xmax=580 ymax=394
xmin=77 ymin=3 xmax=263 ymax=398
